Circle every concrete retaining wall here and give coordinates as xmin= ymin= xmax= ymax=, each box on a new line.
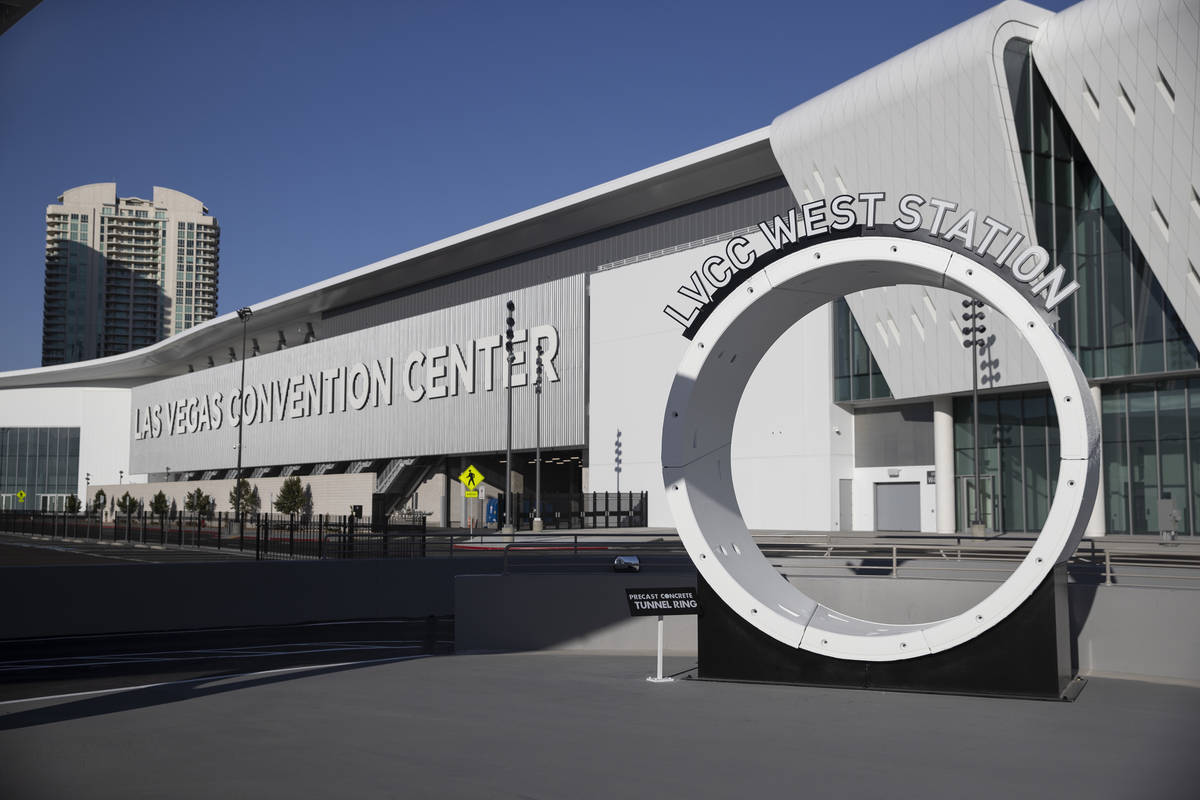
xmin=456 ymin=573 xmax=1200 ymax=684
xmin=456 ymin=573 xmax=696 ymax=654
xmin=0 ymin=557 xmax=497 ymax=639
xmin=5 ymin=559 xmax=1196 ymax=685
xmin=1071 ymin=584 xmax=1200 ymax=684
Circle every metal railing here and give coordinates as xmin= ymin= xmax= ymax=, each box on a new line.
xmin=252 ymin=512 xmax=428 ymax=561
xmin=498 ymin=532 xmax=689 ymax=574
xmin=2 ymin=510 xmax=1197 ymax=587
xmin=0 ymin=510 xmax=427 ymax=561
xmin=512 ymin=491 xmax=649 ymax=530
xmin=749 ymin=536 xmax=1200 ymax=590
xmin=489 ymin=532 xmax=1200 ymax=589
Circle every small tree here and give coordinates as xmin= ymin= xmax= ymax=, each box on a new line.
xmin=229 ymin=478 xmax=260 ymax=517
xmin=92 ymin=489 xmax=107 ymax=515
xmin=184 ymin=488 xmax=213 ymax=526
xmin=116 ymin=491 xmax=137 ymax=516
xmin=65 ymin=494 xmax=81 ymax=514
xmin=274 ymin=476 xmax=307 ymax=515
xmin=149 ymin=490 xmax=169 ymax=523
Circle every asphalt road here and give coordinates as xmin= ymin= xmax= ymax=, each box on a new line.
xmin=1 ymin=652 xmax=1197 ymax=799
xmin=0 ymin=532 xmax=255 ymax=565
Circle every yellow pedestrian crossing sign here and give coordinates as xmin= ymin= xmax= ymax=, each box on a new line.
xmin=459 ymin=465 xmax=484 ymax=498
xmin=15 ymin=490 xmax=26 ymax=503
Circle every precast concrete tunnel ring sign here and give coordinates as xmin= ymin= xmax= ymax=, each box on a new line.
xmin=661 ymin=235 xmax=1099 ymax=662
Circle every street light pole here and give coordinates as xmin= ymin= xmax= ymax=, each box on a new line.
xmin=235 ymin=306 xmax=253 ymax=525
xmin=533 ymin=343 xmax=543 ymax=532
xmin=503 ymin=301 xmax=515 ymax=535
xmin=961 ymin=299 xmax=987 ymax=533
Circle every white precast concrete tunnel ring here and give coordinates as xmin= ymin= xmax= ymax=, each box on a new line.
xmin=661 ymin=236 xmax=1099 ymax=662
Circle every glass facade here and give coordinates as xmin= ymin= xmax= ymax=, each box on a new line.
xmin=1010 ymin=41 xmax=1198 ymax=378
xmin=956 ymin=382 xmax=1200 ymax=535
xmin=0 ymin=428 xmax=80 ymax=511
xmin=833 ymin=299 xmax=892 ymax=402
xmin=911 ymin=44 xmax=1200 ymax=535
xmin=952 ymin=45 xmax=1197 ymax=535
xmin=953 ymin=394 xmax=1060 ymax=533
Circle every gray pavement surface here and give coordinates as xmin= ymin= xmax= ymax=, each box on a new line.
xmin=0 ymin=620 xmax=452 ymax=702
xmin=1 ymin=652 xmax=1197 ymax=799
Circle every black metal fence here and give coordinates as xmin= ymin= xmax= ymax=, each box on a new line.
xmin=513 ymin=491 xmax=649 ymax=530
xmin=0 ymin=510 xmax=427 ymax=561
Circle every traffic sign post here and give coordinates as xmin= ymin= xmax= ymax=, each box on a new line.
xmin=459 ymin=465 xmax=484 ymax=499
xmin=626 ymin=587 xmax=700 ymax=683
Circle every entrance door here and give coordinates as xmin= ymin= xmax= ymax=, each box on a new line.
xmin=874 ymin=482 xmax=920 ymax=532
xmin=959 ymin=475 xmax=997 ymax=532
xmin=838 ymin=479 xmax=853 ymax=531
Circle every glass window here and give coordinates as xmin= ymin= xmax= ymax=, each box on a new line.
xmin=1158 ymin=382 xmax=1188 ymax=533
xmin=850 ymin=314 xmax=871 ymax=399
xmin=1103 ymin=196 xmax=1133 ymax=376
xmin=998 ymin=397 xmax=1024 ymax=531
xmin=0 ymin=427 xmax=82 ymax=508
xmin=1022 ymin=395 xmax=1050 ymax=530
xmin=1164 ymin=304 xmax=1197 ymax=371
xmin=1099 ymin=391 xmax=1123 ymax=534
xmin=1132 ymin=251 xmax=1165 ymax=373
xmin=1127 ymin=385 xmax=1158 ymax=532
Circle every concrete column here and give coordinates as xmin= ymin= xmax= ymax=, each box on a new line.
xmin=441 ymin=462 xmax=451 ymax=529
xmin=1085 ymin=385 xmax=1106 ymax=538
xmin=933 ymin=397 xmax=956 ymax=534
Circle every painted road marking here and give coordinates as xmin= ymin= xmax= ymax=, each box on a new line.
xmin=0 ymin=654 xmax=434 ymax=706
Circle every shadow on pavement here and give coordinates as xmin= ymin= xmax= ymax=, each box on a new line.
xmin=0 ymin=654 xmax=434 ymax=732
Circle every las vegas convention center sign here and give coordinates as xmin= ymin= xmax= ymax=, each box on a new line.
xmin=127 ymin=279 xmax=583 ymax=474
xmin=132 ymin=326 xmax=562 ymax=441
xmin=660 ymin=191 xmax=1100 ymax=662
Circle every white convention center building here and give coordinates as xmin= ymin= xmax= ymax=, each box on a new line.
xmin=1 ymin=0 xmax=1198 ymax=538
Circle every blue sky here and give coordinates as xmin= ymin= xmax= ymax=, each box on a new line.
xmin=0 ymin=0 xmax=1074 ymax=372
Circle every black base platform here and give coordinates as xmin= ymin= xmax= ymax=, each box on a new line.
xmin=696 ymin=565 xmax=1077 ymax=700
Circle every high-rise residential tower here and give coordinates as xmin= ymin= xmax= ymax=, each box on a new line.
xmin=42 ymin=183 xmax=219 ymax=365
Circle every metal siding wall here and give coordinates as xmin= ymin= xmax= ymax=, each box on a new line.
xmin=319 ymin=178 xmax=794 ymax=337
xmin=130 ymin=276 xmax=585 ymax=473
xmin=853 ymin=404 xmax=935 ymax=467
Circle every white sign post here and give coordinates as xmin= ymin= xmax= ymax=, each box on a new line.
xmin=625 ymin=587 xmax=700 ymax=683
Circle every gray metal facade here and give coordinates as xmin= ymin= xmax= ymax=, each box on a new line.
xmin=320 ymin=177 xmax=795 ymax=337
xmin=129 ymin=276 xmax=585 ymax=473
xmin=853 ymin=404 xmax=935 ymax=467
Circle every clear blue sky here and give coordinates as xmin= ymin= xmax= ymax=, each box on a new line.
xmin=0 ymin=0 xmax=1074 ymax=372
